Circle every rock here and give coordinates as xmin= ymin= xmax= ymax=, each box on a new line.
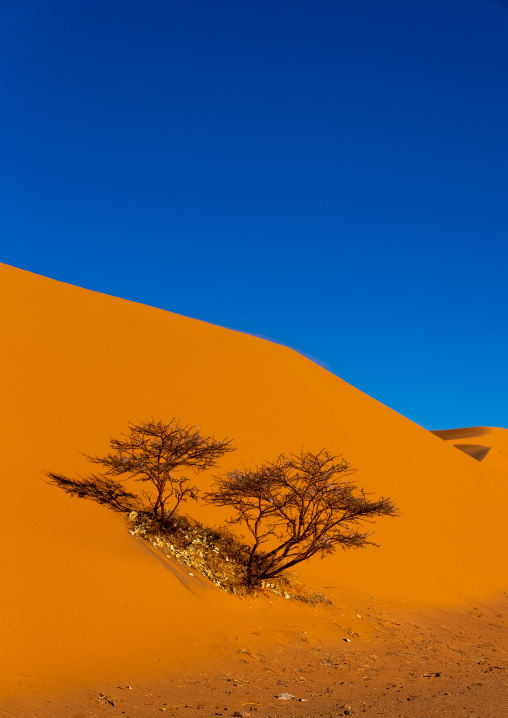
xmin=344 ymin=638 xmax=351 ymax=642
xmin=276 ymin=692 xmax=293 ymax=700
xmin=232 ymin=713 xmax=250 ymax=717
xmin=128 ymin=511 xmax=138 ymax=520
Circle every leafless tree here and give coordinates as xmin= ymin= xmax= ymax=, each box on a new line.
xmin=205 ymin=450 xmax=398 ymax=587
xmin=48 ymin=418 xmax=235 ymax=522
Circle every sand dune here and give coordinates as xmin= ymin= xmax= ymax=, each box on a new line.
xmin=431 ymin=425 xmax=508 ymax=471
xmin=451 ymin=443 xmax=491 ymax=461
xmin=431 ymin=426 xmax=491 ymax=441
xmin=1 ymin=263 xmax=507 ymax=699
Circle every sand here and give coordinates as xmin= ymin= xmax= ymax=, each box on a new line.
xmin=0 ymin=263 xmax=507 ymax=713
xmin=432 ymin=426 xmax=508 ymax=472
xmin=4 ymin=592 xmax=508 ymax=717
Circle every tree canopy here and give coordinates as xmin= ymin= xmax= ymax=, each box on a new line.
xmin=48 ymin=418 xmax=234 ymax=521
xmin=206 ymin=449 xmax=398 ymax=586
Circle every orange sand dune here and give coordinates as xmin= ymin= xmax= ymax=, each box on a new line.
xmin=448 ymin=443 xmax=491 ymax=461
xmin=431 ymin=426 xmax=508 ymax=472
xmin=1 ymin=263 xmax=507 ymax=699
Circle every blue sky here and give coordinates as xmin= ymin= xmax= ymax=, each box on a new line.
xmin=1 ymin=0 xmax=507 ymax=430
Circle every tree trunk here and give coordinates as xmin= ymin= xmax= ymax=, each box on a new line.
xmin=154 ymin=480 xmax=166 ymax=521
xmin=246 ymin=541 xmax=259 ymax=586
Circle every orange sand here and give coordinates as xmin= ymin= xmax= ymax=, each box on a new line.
xmin=1 ymin=263 xmax=507 ymax=699
xmin=432 ymin=426 xmax=508 ymax=473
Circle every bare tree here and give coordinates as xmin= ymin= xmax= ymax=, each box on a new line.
xmin=205 ymin=450 xmax=398 ymax=587
xmin=48 ymin=419 xmax=235 ymax=522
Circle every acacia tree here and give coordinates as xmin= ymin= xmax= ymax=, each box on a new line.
xmin=205 ymin=450 xmax=398 ymax=587
xmin=48 ymin=418 xmax=234 ymax=522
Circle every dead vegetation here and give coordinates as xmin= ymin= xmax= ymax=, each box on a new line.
xmin=47 ymin=418 xmax=234 ymax=521
xmin=206 ymin=449 xmax=398 ymax=586
xmin=127 ymin=510 xmax=332 ymax=603
xmin=47 ymin=418 xmax=398 ymax=600
xmin=129 ymin=510 xmax=249 ymax=594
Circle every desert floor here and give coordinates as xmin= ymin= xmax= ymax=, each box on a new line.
xmin=3 ymin=591 xmax=507 ymax=718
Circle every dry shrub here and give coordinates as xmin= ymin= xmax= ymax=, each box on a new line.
xmin=128 ymin=510 xmax=250 ymax=594
xmin=292 ymin=591 xmax=333 ymax=607
xmin=127 ymin=510 xmax=332 ymax=603
xmin=205 ymin=449 xmax=398 ymax=587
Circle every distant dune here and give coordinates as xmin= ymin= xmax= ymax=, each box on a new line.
xmin=450 ymin=444 xmax=491 ymax=461
xmin=430 ymin=426 xmax=491 ymax=440
xmin=1 ymin=263 xmax=507 ymax=698
xmin=431 ymin=426 xmax=508 ymax=470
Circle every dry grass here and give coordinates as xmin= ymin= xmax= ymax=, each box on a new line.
xmin=128 ymin=510 xmax=249 ymax=594
xmin=292 ymin=591 xmax=333 ymax=607
xmin=127 ymin=510 xmax=332 ymax=604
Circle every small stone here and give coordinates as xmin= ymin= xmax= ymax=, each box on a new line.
xmin=276 ymin=692 xmax=293 ymax=700
xmin=344 ymin=638 xmax=351 ymax=642
xmin=128 ymin=511 xmax=138 ymax=520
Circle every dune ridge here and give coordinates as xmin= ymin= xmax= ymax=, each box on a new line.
xmin=1 ymin=263 xmax=507 ymax=698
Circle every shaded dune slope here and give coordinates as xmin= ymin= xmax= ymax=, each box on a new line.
xmin=451 ymin=444 xmax=491 ymax=461
xmin=1 ymin=264 xmax=507 ymax=696
xmin=431 ymin=426 xmax=508 ymax=470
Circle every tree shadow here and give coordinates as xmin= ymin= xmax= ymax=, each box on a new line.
xmin=46 ymin=472 xmax=141 ymax=513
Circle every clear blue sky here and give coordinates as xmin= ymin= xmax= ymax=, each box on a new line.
xmin=1 ymin=0 xmax=507 ymax=430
